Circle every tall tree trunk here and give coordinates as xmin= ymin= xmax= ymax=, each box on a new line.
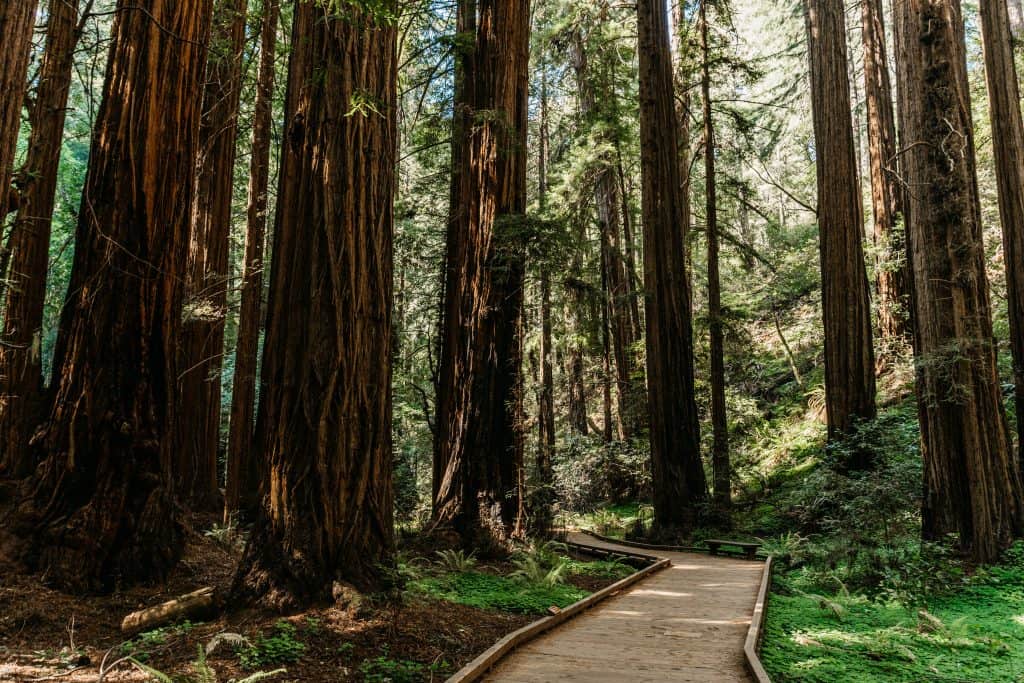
xmin=9 ymin=0 xmax=213 ymax=593
xmin=0 ymin=0 xmax=37 ymax=218
xmin=536 ymin=66 xmax=556 ymax=532
xmin=432 ymin=0 xmax=530 ymax=549
xmin=600 ymin=252 xmax=615 ymax=442
xmin=862 ymin=0 xmax=911 ymax=363
xmin=700 ymin=2 xmax=730 ymax=518
xmin=0 ymin=0 xmax=81 ymax=478
xmin=615 ymin=146 xmax=643 ymax=342
xmin=637 ymin=0 xmax=707 ymax=532
xmin=980 ymin=0 xmax=1024 ymax=479
xmin=565 ymin=284 xmax=589 ymax=436
xmin=805 ymin=0 xmax=877 ymax=451
xmin=571 ymin=30 xmax=644 ymax=440
xmin=176 ymin=0 xmax=249 ymax=509
xmin=225 ymin=0 xmax=280 ymax=522
xmin=232 ymin=1 xmax=396 ymax=608
xmin=895 ymin=0 xmax=1024 ymax=562
xmin=672 ymin=0 xmax=695 ymax=312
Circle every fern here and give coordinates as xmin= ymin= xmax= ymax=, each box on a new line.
xmin=434 ymin=549 xmax=477 ymax=573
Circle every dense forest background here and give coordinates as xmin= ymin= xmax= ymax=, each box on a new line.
xmin=2 ymin=0 xmax=1024 ymax=680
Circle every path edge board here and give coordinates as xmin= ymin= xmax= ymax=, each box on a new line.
xmin=578 ymin=528 xmax=766 ymax=559
xmin=445 ymin=542 xmax=670 ymax=683
xmin=744 ymin=555 xmax=774 ymax=682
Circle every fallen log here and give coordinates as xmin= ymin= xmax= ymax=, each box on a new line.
xmin=121 ymin=587 xmax=217 ymax=634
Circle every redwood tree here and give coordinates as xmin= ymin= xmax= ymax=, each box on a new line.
xmin=175 ymin=0 xmax=250 ymax=507
xmin=433 ymin=0 xmax=531 ymax=548
xmin=895 ymin=0 xmax=1024 ymax=562
xmin=0 ymin=0 xmax=37 ymax=218
xmin=232 ymin=0 xmax=397 ymax=607
xmin=979 ymin=0 xmax=1024 ymax=476
xmin=637 ymin=0 xmax=707 ymax=530
xmin=225 ymin=0 xmax=281 ymax=521
xmin=804 ymin=0 xmax=877 ymax=449
xmin=700 ymin=0 xmax=730 ymax=516
xmin=0 ymin=0 xmax=81 ymax=477
xmin=9 ymin=0 xmax=213 ymax=592
xmin=862 ymin=0 xmax=911 ymax=357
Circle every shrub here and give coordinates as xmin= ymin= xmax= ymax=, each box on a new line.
xmin=239 ymin=621 xmax=306 ymax=669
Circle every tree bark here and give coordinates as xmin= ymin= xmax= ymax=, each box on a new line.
xmin=224 ymin=0 xmax=280 ymax=522
xmin=805 ymin=0 xmax=877 ymax=450
xmin=9 ymin=0 xmax=213 ymax=593
xmin=432 ymin=0 xmax=531 ymax=549
xmin=700 ymin=2 xmax=730 ymax=518
xmin=232 ymin=1 xmax=396 ymax=608
xmin=0 ymin=0 xmax=81 ymax=478
xmin=0 ymin=0 xmax=37 ymax=217
xmin=980 ymin=0 xmax=1024 ymax=481
xmin=862 ymin=0 xmax=911 ymax=360
xmin=536 ymin=66 xmax=555 ymax=532
xmin=175 ymin=0 xmax=249 ymax=509
xmin=637 ymin=0 xmax=708 ymax=531
xmin=895 ymin=0 xmax=1024 ymax=562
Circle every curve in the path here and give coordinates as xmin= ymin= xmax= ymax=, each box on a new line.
xmin=485 ymin=532 xmax=764 ymax=682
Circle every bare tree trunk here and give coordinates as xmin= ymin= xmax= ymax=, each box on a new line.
xmin=225 ymin=0 xmax=280 ymax=522
xmin=535 ymin=65 xmax=555 ymax=533
xmin=980 ymin=0 xmax=1024 ymax=480
xmin=862 ymin=0 xmax=911 ymax=365
xmin=805 ymin=0 xmax=877 ymax=453
xmin=9 ymin=0 xmax=213 ymax=593
xmin=232 ymin=1 xmax=396 ymax=608
xmin=637 ymin=0 xmax=708 ymax=532
xmin=433 ymin=0 xmax=531 ymax=549
xmin=0 ymin=0 xmax=81 ymax=478
xmin=176 ymin=0 xmax=249 ymax=509
xmin=0 ymin=0 xmax=37 ymax=217
xmin=700 ymin=2 xmax=731 ymax=518
xmin=895 ymin=0 xmax=1024 ymax=562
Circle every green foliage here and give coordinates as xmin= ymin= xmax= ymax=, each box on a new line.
xmin=129 ymin=643 xmax=286 ymax=683
xmin=554 ymin=438 xmax=651 ymax=514
xmin=238 ymin=621 xmax=306 ymax=669
xmin=357 ymin=652 xmax=447 ymax=683
xmin=433 ymin=548 xmax=477 ymax=573
xmin=509 ymin=554 xmax=569 ymax=587
xmin=411 ymin=571 xmax=587 ymax=614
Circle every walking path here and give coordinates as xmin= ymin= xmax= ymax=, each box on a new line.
xmin=484 ymin=532 xmax=765 ymax=682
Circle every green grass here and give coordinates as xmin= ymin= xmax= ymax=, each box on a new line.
xmin=410 ymin=570 xmax=588 ymax=614
xmin=762 ymin=548 xmax=1024 ymax=682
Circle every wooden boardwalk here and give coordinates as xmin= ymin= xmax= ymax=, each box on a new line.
xmin=485 ymin=533 xmax=764 ymax=682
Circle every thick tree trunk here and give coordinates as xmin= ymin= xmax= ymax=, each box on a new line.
xmin=225 ymin=0 xmax=280 ymax=522
xmin=701 ymin=3 xmax=730 ymax=518
xmin=673 ymin=0 xmax=694 ymax=309
xmin=9 ymin=0 xmax=212 ymax=593
xmin=637 ymin=0 xmax=707 ymax=532
xmin=0 ymin=0 xmax=80 ymax=478
xmin=980 ymin=0 xmax=1024 ymax=480
xmin=232 ymin=1 xmax=396 ymax=608
xmin=862 ymin=0 xmax=911 ymax=361
xmin=895 ymin=0 xmax=1024 ymax=562
xmin=176 ymin=0 xmax=249 ymax=509
xmin=805 ymin=0 xmax=877 ymax=450
xmin=432 ymin=0 xmax=531 ymax=549
xmin=0 ymin=0 xmax=37 ymax=217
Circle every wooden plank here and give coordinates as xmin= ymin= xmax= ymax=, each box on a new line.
xmin=743 ymin=555 xmax=774 ymax=683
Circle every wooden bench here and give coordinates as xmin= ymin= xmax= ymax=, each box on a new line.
xmin=704 ymin=539 xmax=761 ymax=559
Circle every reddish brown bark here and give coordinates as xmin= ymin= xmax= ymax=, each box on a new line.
xmin=0 ymin=0 xmax=37 ymax=217
xmin=225 ymin=0 xmax=281 ymax=522
xmin=700 ymin=1 xmax=730 ymax=517
xmin=535 ymin=67 xmax=555 ymax=531
xmin=979 ymin=0 xmax=1024 ymax=479
xmin=9 ymin=0 xmax=213 ymax=593
xmin=175 ymin=0 xmax=249 ymax=508
xmin=895 ymin=0 xmax=1024 ymax=562
xmin=433 ymin=0 xmax=530 ymax=548
xmin=0 ymin=0 xmax=81 ymax=478
xmin=805 ymin=0 xmax=877 ymax=449
xmin=232 ymin=1 xmax=396 ymax=608
xmin=637 ymin=0 xmax=707 ymax=531
xmin=862 ymin=0 xmax=911 ymax=360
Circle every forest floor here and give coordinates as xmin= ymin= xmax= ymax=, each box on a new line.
xmin=0 ymin=516 xmax=632 ymax=682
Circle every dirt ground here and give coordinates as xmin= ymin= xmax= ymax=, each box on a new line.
xmin=0 ymin=517 xmax=612 ymax=682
